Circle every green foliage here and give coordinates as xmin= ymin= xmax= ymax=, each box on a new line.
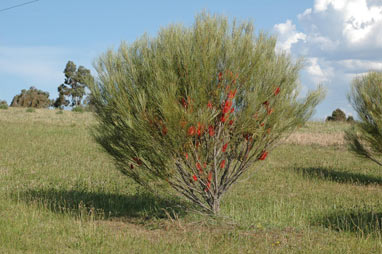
xmin=346 ymin=71 xmax=382 ymax=166
xmin=26 ymin=108 xmax=36 ymax=113
xmin=53 ymin=61 xmax=93 ymax=108
xmin=10 ymin=87 xmax=51 ymax=108
xmin=326 ymin=108 xmax=346 ymax=122
xmin=88 ymin=13 xmax=325 ymax=214
xmin=72 ymin=106 xmax=84 ymax=113
xmin=0 ymin=100 xmax=8 ymax=110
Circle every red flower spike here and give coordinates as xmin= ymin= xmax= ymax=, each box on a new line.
xmin=188 ymin=126 xmax=196 ymax=136
xmin=260 ymin=122 xmax=265 ymax=127
xmin=263 ymin=100 xmax=269 ymax=106
xmin=274 ymin=87 xmax=280 ymax=96
xmin=181 ymin=98 xmax=187 ymax=108
xmin=203 ymin=162 xmax=207 ymax=168
xmin=222 ymin=143 xmax=228 ymax=152
xmin=208 ymin=126 xmax=215 ymax=136
xmin=196 ymin=122 xmax=203 ymax=136
xmin=230 ymin=107 xmax=235 ymax=113
xmin=192 ymin=174 xmax=198 ymax=181
xmin=218 ymin=72 xmax=223 ymax=81
xmin=196 ymin=162 xmax=202 ymax=170
xmin=223 ymin=100 xmax=232 ymax=114
xmin=229 ymin=120 xmax=234 ymax=126
xmin=220 ymin=160 xmax=226 ymax=169
xmin=259 ymin=151 xmax=268 ymax=160
xmin=267 ymin=108 xmax=274 ymax=115
xmin=207 ymin=101 xmax=213 ymax=109
xmin=184 ymin=153 xmax=189 ymax=160
xmin=220 ymin=115 xmax=227 ymax=123
xmin=130 ymin=164 xmax=134 ymax=169
xmin=208 ymin=171 xmax=212 ymax=181
xmin=133 ymin=157 xmax=142 ymax=165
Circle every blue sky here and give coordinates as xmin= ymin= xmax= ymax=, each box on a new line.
xmin=1 ymin=0 xmax=381 ymax=119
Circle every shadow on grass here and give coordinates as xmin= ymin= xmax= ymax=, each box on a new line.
xmin=15 ymin=188 xmax=189 ymax=220
xmin=294 ymin=167 xmax=382 ymax=185
xmin=312 ymin=209 xmax=382 ymax=236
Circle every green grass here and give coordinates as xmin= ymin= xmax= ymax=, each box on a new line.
xmin=1 ymin=108 xmax=382 ymax=253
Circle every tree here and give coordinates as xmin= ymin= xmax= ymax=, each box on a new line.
xmin=53 ymin=61 xmax=93 ymax=108
xmin=0 ymin=100 xmax=8 ymax=109
xmin=10 ymin=86 xmax=51 ymax=108
xmin=88 ymin=13 xmax=325 ymax=215
xmin=346 ymin=71 xmax=382 ymax=166
xmin=326 ymin=108 xmax=346 ymax=122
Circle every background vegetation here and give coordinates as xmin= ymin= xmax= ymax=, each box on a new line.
xmin=1 ymin=108 xmax=382 ymax=253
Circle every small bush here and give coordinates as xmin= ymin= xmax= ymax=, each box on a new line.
xmin=89 ymin=12 xmax=325 ymax=214
xmin=0 ymin=100 xmax=8 ymax=110
xmin=72 ymin=106 xmax=84 ymax=113
xmin=26 ymin=108 xmax=36 ymax=113
xmin=346 ymin=116 xmax=354 ymax=123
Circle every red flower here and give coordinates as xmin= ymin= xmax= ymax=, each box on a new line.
xmin=208 ymin=125 xmax=215 ymax=136
xmin=205 ymin=182 xmax=211 ymax=192
xmin=274 ymin=87 xmax=280 ymax=96
xmin=188 ymin=126 xmax=196 ymax=136
xmin=228 ymin=89 xmax=237 ymax=99
xmin=130 ymin=164 xmax=134 ymax=169
xmin=260 ymin=122 xmax=265 ymax=127
xmin=229 ymin=120 xmax=234 ymax=126
xmin=196 ymin=162 xmax=202 ymax=170
xmin=222 ymin=100 xmax=232 ymax=114
xmin=207 ymin=101 xmax=213 ymax=109
xmin=218 ymin=72 xmax=223 ymax=81
xmin=263 ymin=101 xmax=269 ymax=107
xmin=244 ymin=134 xmax=250 ymax=141
xmin=184 ymin=153 xmax=189 ymax=160
xmin=181 ymin=98 xmax=187 ymax=108
xmin=192 ymin=174 xmax=198 ymax=181
xmin=220 ymin=160 xmax=226 ymax=169
xmin=230 ymin=107 xmax=235 ymax=113
xmin=197 ymin=122 xmax=203 ymax=136
xmin=203 ymin=162 xmax=207 ymax=168
xmin=133 ymin=157 xmax=142 ymax=165
xmin=267 ymin=108 xmax=273 ymax=115
xmin=222 ymin=143 xmax=228 ymax=152
xmin=220 ymin=114 xmax=227 ymax=123
xmin=259 ymin=151 xmax=268 ymax=160
xmin=208 ymin=171 xmax=212 ymax=181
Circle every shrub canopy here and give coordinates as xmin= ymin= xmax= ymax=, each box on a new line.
xmin=89 ymin=13 xmax=324 ymax=214
xmin=11 ymin=87 xmax=51 ymax=108
xmin=346 ymin=71 xmax=382 ymax=166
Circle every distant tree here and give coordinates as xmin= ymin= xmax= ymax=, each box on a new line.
xmin=53 ymin=61 xmax=93 ymax=108
xmin=10 ymin=87 xmax=51 ymax=108
xmin=326 ymin=108 xmax=346 ymax=122
xmin=346 ymin=71 xmax=382 ymax=166
xmin=0 ymin=100 xmax=8 ymax=109
xmin=346 ymin=116 xmax=354 ymax=123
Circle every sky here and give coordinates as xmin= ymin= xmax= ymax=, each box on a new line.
xmin=1 ymin=0 xmax=381 ymax=119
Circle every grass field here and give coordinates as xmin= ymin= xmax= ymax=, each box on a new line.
xmin=1 ymin=107 xmax=382 ymax=253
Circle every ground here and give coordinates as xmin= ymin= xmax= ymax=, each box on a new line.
xmin=0 ymin=107 xmax=381 ymax=253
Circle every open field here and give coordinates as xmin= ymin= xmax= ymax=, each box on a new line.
xmin=1 ymin=107 xmax=382 ymax=253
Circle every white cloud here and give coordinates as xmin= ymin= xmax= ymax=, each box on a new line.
xmin=273 ymin=20 xmax=306 ymax=53
xmin=274 ymin=0 xmax=382 ymax=119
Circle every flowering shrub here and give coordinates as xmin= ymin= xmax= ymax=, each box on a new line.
xmin=89 ymin=13 xmax=324 ymax=214
xmin=346 ymin=71 xmax=382 ymax=166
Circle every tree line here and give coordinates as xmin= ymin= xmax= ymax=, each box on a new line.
xmin=1 ymin=61 xmax=93 ymax=110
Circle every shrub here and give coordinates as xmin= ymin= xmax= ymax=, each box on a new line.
xmin=326 ymin=108 xmax=346 ymax=122
xmin=346 ymin=116 xmax=354 ymax=123
xmin=346 ymin=71 xmax=382 ymax=166
xmin=11 ymin=87 xmax=51 ymax=108
xmin=88 ymin=13 xmax=325 ymax=214
xmin=0 ymin=100 xmax=8 ymax=110
xmin=72 ymin=106 xmax=84 ymax=113
xmin=26 ymin=108 xmax=35 ymax=113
